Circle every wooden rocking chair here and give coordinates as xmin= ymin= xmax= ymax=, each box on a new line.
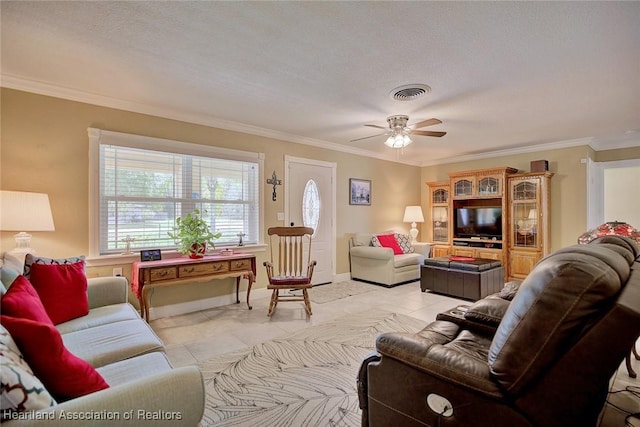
xmin=263 ymin=226 xmax=316 ymax=317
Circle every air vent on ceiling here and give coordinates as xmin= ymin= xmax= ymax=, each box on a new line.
xmin=389 ymin=84 xmax=431 ymax=101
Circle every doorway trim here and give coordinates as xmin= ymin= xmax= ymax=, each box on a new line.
xmin=587 ymin=157 xmax=640 ymax=229
xmin=284 ymin=155 xmax=337 ymax=281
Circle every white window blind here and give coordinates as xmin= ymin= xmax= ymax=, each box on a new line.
xmin=89 ymin=128 xmax=262 ymax=256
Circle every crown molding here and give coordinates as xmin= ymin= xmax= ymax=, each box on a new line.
xmin=418 ymin=136 xmax=599 ymax=167
xmin=1 ymin=74 xmax=417 ymax=165
xmin=588 ymin=132 xmax=640 ymax=151
xmin=419 ymin=133 xmax=639 ymax=167
xmin=2 ymin=74 xmax=635 ymax=169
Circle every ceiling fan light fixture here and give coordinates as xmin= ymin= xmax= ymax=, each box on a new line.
xmin=351 ymin=113 xmax=444 ymax=146
xmin=384 ymin=130 xmax=412 ymax=148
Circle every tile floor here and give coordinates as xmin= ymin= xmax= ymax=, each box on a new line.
xmin=149 ymin=280 xmax=640 ymax=427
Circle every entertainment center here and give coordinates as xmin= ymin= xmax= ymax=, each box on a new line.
xmin=427 ymin=166 xmax=553 ymax=280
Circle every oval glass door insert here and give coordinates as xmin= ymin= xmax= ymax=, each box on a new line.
xmin=302 ymin=179 xmax=320 ymax=236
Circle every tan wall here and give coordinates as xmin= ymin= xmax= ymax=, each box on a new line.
xmin=0 ymin=88 xmax=422 ymax=307
xmin=3 ymin=88 xmax=638 ymax=309
xmin=594 ymin=146 xmax=640 ymax=162
xmin=604 ymin=166 xmax=640 ymax=227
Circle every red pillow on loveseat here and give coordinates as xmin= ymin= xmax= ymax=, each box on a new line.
xmin=1 ymin=315 xmax=109 ymax=401
xmin=28 ymin=261 xmax=89 ymax=324
xmin=0 ymin=275 xmax=108 ymax=401
xmin=0 ymin=275 xmax=53 ymax=325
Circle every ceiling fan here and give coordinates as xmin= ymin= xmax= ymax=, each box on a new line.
xmin=351 ymin=115 xmax=446 ymax=148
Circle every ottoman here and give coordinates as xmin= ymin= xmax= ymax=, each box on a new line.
xmin=421 ymin=256 xmax=504 ymax=301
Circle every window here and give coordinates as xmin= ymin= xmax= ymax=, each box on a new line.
xmin=302 ymin=179 xmax=320 ymax=236
xmin=89 ymin=128 xmax=263 ymax=256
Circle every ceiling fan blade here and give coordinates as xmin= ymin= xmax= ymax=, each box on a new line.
xmin=364 ymin=124 xmax=387 ymax=130
xmin=350 ymin=132 xmax=387 ymax=142
xmin=410 ymin=118 xmax=442 ymax=129
xmin=411 ymin=130 xmax=447 ymax=137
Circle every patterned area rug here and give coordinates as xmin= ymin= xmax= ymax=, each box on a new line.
xmin=308 ymin=280 xmax=377 ymax=304
xmin=198 ymin=310 xmax=426 ymax=426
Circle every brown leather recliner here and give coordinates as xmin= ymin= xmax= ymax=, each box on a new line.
xmin=358 ymin=235 xmax=640 ymax=427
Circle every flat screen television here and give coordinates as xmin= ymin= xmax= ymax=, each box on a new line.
xmin=454 ymin=206 xmax=502 ymax=239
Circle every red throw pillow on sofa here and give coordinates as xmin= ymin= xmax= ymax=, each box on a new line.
xmin=0 ymin=315 xmax=109 ymax=401
xmin=29 ymin=262 xmax=89 ymax=324
xmin=375 ymin=234 xmax=404 ymax=255
xmin=0 ymin=276 xmax=53 ymax=325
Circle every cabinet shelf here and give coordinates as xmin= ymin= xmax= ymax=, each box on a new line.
xmin=453 ymin=238 xmax=503 ymax=244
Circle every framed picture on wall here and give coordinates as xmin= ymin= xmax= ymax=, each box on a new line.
xmin=349 ymin=178 xmax=371 ymax=205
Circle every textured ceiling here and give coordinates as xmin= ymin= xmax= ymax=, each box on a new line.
xmin=2 ymin=1 xmax=639 ymax=165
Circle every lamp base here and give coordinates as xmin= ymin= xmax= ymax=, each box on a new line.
xmin=409 ymin=222 xmax=419 ymax=243
xmin=10 ymin=231 xmax=35 ymax=255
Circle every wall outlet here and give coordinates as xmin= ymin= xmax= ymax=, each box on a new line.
xmin=112 ymin=267 xmax=123 ymax=277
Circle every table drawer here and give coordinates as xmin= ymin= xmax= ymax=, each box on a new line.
xmin=230 ymin=258 xmax=252 ymax=271
xmin=149 ymin=267 xmax=177 ymax=282
xmin=180 ymin=262 xmax=229 ymax=277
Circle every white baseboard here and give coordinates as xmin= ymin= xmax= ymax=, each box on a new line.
xmin=148 ymin=273 xmax=352 ymax=319
xmin=149 ymin=287 xmax=272 ymax=319
xmin=334 ymin=272 xmax=352 ymax=282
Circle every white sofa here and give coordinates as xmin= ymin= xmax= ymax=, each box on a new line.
xmin=0 ymin=257 xmax=205 ymax=426
xmin=349 ymin=233 xmax=432 ymax=287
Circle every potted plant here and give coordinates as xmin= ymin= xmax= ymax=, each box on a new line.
xmin=168 ymin=209 xmax=222 ymax=258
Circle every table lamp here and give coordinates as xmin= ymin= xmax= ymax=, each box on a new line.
xmin=0 ymin=190 xmax=55 ymax=254
xmin=403 ymin=206 xmax=424 ymax=243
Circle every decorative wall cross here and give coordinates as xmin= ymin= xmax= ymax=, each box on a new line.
xmin=267 ymin=171 xmax=282 ymax=201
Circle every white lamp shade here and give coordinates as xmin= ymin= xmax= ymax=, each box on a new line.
xmin=1 ymin=191 xmax=55 ymax=231
xmin=403 ymin=206 xmax=425 ymax=223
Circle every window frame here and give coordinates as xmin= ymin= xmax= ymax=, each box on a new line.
xmin=88 ymin=128 xmax=265 ymax=259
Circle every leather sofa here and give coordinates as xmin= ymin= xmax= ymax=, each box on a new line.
xmin=349 ymin=233 xmax=431 ymax=287
xmin=358 ymin=235 xmax=640 ymax=427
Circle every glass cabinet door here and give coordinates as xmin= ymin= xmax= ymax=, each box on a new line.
xmin=433 ymin=189 xmax=448 ymax=204
xmin=513 ymin=181 xmax=537 ymax=200
xmin=513 ymin=203 xmax=538 ymax=247
xmin=478 ymin=177 xmax=500 ymax=195
xmin=454 ymin=179 xmax=473 ymax=197
xmin=512 ymin=180 xmax=539 ymax=248
xmin=432 ymin=206 xmax=448 ymax=242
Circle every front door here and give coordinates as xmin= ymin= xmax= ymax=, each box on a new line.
xmin=285 ymin=156 xmax=335 ymax=285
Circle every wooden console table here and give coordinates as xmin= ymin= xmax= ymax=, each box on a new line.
xmin=131 ymin=253 xmax=256 ymax=321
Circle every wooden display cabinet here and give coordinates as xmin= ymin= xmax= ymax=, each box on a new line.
xmin=426 ymin=181 xmax=451 ymax=257
xmin=507 ymin=172 xmax=553 ymax=280
xmin=426 ymin=167 xmax=552 ymax=282
xmin=449 ymin=167 xmax=515 ymax=276
xmin=450 ymin=167 xmax=517 ymax=199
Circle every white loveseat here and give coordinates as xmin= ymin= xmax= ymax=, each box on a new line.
xmin=0 ymin=255 xmax=204 ymax=426
xmin=349 ymin=233 xmax=432 ymax=287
